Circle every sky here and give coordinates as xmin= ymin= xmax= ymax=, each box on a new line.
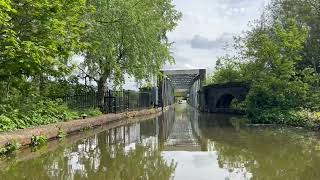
xmin=164 ymin=0 xmax=269 ymax=71
xmin=126 ymin=0 xmax=269 ymax=90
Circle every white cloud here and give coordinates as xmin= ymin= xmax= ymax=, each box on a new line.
xmin=124 ymin=0 xmax=269 ymax=89
xmin=190 ymin=33 xmax=234 ymax=50
xmin=165 ymin=0 xmax=269 ymax=72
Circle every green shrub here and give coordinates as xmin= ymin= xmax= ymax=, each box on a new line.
xmin=0 ymin=98 xmax=91 ymax=132
xmin=81 ymin=108 xmax=102 ymax=117
xmin=57 ymin=129 xmax=66 ymax=138
xmin=0 ymin=97 xmax=103 ymax=132
xmin=247 ymin=107 xmax=320 ymax=128
xmin=0 ymin=141 xmax=21 ymax=155
xmin=243 ymin=77 xmax=318 ymax=127
xmin=31 ymin=135 xmax=48 ymax=146
xmin=0 ymin=115 xmax=17 ymax=131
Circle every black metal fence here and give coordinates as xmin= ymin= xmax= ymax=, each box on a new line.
xmin=50 ymin=90 xmax=154 ymax=114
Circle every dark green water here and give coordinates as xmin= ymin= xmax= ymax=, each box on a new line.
xmin=1 ymin=104 xmax=320 ymax=180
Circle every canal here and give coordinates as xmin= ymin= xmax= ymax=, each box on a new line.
xmin=1 ymin=104 xmax=320 ymax=179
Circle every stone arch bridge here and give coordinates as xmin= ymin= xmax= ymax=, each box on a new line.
xmin=199 ymin=82 xmax=250 ymax=114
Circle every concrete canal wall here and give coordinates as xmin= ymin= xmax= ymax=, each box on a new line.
xmin=0 ymin=108 xmax=164 ymax=149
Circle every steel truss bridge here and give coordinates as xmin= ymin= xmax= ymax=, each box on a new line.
xmin=158 ymin=69 xmax=206 ymax=108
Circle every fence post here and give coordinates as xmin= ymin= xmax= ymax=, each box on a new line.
xmin=122 ymin=89 xmax=124 ymax=112
xmin=114 ymin=96 xmax=117 ymax=114
xmin=127 ymin=90 xmax=130 ymax=111
xmin=107 ymin=90 xmax=111 ymax=113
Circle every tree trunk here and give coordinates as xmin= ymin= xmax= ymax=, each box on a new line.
xmin=5 ymin=74 xmax=11 ymax=100
xmin=97 ymin=77 xmax=107 ymax=112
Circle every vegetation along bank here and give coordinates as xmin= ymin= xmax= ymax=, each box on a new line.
xmin=0 ymin=0 xmax=181 ymax=133
xmin=206 ymin=0 xmax=320 ymax=128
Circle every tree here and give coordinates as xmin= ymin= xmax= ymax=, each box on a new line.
xmin=0 ymin=0 xmax=87 ymax=99
xmin=207 ymin=56 xmax=244 ymax=84
xmin=207 ymin=5 xmax=314 ymax=124
xmin=269 ymin=0 xmax=320 ymax=87
xmin=81 ymin=0 xmax=181 ymax=109
xmin=242 ymin=18 xmax=308 ymax=80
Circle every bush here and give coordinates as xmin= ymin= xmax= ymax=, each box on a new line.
xmin=246 ymin=78 xmax=308 ymax=112
xmin=0 ymin=98 xmax=102 ymax=132
xmin=243 ymin=77 xmax=320 ymax=128
xmin=247 ymin=108 xmax=320 ymax=128
xmin=81 ymin=108 xmax=103 ymax=117
xmin=0 ymin=115 xmax=17 ymax=131
xmin=0 ymin=141 xmax=21 ymax=155
xmin=31 ymin=135 xmax=48 ymax=146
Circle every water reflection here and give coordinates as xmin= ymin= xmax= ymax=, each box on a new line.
xmin=1 ymin=104 xmax=320 ymax=179
xmin=188 ymin=105 xmax=320 ymax=180
xmin=0 ymin=114 xmax=177 ymax=180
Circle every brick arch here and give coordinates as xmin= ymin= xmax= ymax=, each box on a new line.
xmin=215 ymin=93 xmax=235 ymax=108
xmin=200 ymin=82 xmax=250 ymax=113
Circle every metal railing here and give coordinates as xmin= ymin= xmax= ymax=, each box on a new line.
xmin=49 ymin=90 xmax=154 ymax=114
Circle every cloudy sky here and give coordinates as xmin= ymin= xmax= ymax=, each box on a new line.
xmin=124 ymin=0 xmax=269 ymax=89
xmin=164 ymin=0 xmax=269 ymax=71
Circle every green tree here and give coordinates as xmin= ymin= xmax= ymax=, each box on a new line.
xmin=270 ymin=0 xmax=320 ymax=87
xmin=207 ymin=56 xmax=244 ymax=84
xmin=0 ymin=0 xmax=87 ymax=99
xmin=241 ymin=19 xmax=308 ymax=80
xmin=207 ymin=9 xmax=316 ymax=125
xmin=81 ymin=0 xmax=181 ymax=108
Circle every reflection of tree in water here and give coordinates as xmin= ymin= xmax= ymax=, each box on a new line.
xmin=0 ymin=130 xmax=176 ymax=180
xmin=203 ymin=125 xmax=320 ymax=180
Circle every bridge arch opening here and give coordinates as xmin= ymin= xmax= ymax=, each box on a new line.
xmin=216 ymin=94 xmax=235 ymax=109
xmin=159 ymin=69 xmax=206 ymax=107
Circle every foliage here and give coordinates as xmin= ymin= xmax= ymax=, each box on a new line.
xmin=0 ymin=140 xmax=21 ymax=155
xmin=81 ymin=0 xmax=181 ymax=108
xmin=57 ymin=129 xmax=66 ymax=139
xmin=0 ymin=0 xmax=88 ymax=99
xmin=0 ymin=115 xmax=17 ymax=131
xmin=0 ymin=98 xmax=102 ymax=132
xmin=40 ymin=76 xmax=96 ymax=97
xmin=0 ymin=0 xmax=181 ymax=132
xmin=250 ymin=108 xmax=320 ymax=128
xmin=207 ymin=56 xmax=244 ymax=84
xmin=31 ymin=135 xmax=48 ymax=146
xmin=245 ymin=78 xmax=309 ymax=115
xmin=207 ymin=0 xmax=320 ymax=127
xmin=81 ymin=108 xmax=102 ymax=117
xmin=0 ymin=0 xmax=93 ymax=132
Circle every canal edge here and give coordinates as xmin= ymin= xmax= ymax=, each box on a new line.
xmin=0 ymin=107 xmax=168 ymax=151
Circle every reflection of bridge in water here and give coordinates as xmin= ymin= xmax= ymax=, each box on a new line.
xmin=164 ymin=104 xmax=201 ymax=151
xmin=101 ymin=105 xmax=200 ymax=151
xmin=103 ymin=104 xmax=239 ymax=152
xmin=103 ymin=106 xmax=176 ymax=150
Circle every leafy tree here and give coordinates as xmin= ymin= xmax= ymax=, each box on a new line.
xmin=240 ymin=18 xmax=310 ymax=123
xmin=240 ymin=18 xmax=308 ymax=80
xmin=270 ymin=0 xmax=320 ymax=87
xmin=207 ymin=4 xmax=318 ymax=125
xmin=0 ymin=0 xmax=87 ymax=99
xmin=207 ymin=56 xmax=244 ymax=84
xmin=81 ymin=0 xmax=181 ymax=108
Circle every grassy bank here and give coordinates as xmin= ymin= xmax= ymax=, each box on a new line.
xmin=0 ymin=98 xmax=102 ymax=132
xmin=246 ymin=108 xmax=320 ymax=129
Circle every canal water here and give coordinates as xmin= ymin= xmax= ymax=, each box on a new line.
xmin=1 ymin=104 xmax=320 ymax=180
